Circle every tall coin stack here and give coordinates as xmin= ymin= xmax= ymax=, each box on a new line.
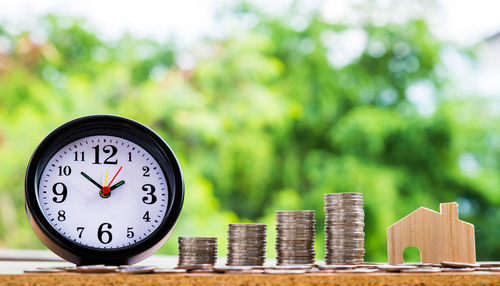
xmin=227 ymin=223 xmax=267 ymax=266
xmin=275 ymin=210 xmax=315 ymax=265
xmin=324 ymin=193 xmax=365 ymax=265
xmin=177 ymin=237 xmax=217 ymax=268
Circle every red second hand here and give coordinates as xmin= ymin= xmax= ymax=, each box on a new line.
xmin=102 ymin=166 xmax=122 ymax=195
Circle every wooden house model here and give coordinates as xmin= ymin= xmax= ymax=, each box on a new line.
xmin=387 ymin=202 xmax=476 ymax=265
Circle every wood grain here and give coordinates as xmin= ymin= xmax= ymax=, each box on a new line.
xmin=2 ymin=273 xmax=500 ymax=286
xmin=387 ymin=202 xmax=476 ymax=265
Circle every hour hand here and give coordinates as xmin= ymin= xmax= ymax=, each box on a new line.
xmin=81 ymin=172 xmax=103 ymax=189
xmin=110 ymin=180 xmax=125 ymax=191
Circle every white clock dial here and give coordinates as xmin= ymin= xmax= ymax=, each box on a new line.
xmin=37 ymin=135 xmax=169 ymax=249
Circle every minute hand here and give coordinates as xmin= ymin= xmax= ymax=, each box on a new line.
xmin=81 ymin=172 xmax=103 ymax=189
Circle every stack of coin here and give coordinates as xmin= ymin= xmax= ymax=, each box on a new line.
xmin=275 ymin=210 xmax=315 ymax=265
xmin=177 ymin=237 xmax=217 ymax=267
xmin=324 ymin=193 xmax=365 ymax=265
xmin=227 ymin=223 xmax=267 ymax=266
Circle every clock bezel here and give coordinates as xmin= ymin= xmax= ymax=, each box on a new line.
xmin=25 ymin=115 xmax=184 ymax=265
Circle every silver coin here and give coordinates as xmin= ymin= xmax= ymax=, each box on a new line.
xmin=227 ymin=260 xmax=266 ymax=265
xmin=228 ymin=248 xmax=266 ymax=253
xmin=179 ymin=256 xmax=217 ymax=264
xmin=176 ymin=264 xmax=215 ymax=269
xmin=276 ymin=219 xmax=315 ymax=223
xmin=227 ymin=261 xmax=266 ymax=266
xmin=277 ymin=251 xmax=315 ymax=257
xmin=325 ymin=247 xmax=366 ymax=252
xmin=324 ymin=193 xmax=363 ymax=198
xmin=277 ymin=255 xmax=315 ymax=259
xmin=228 ymin=244 xmax=266 ymax=249
xmin=228 ymin=230 xmax=267 ymax=234
xmin=228 ymin=235 xmax=266 ymax=240
xmin=400 ymin=267 xmax=442 ymax=273
xmin=179 ymin=242 xmax=218 ymax=246
xmin=324 ymin=201 xmax=363 ymax=205
xmin=325 ymin=219 xmax=364 ymax=223
xmin=179 ymin=245 xmax=218 ymax=249
xmin=189 ymin=269 xmax=215 ymax=273
xmin=478 ymin=261 xmax=500 ymax=268
xmin=179 ymin=259 xmax=216 ymax=263
xmin=441 ymin=267 xmax=476 ymax=272
xmin=277 ymin=261 xmax=314 ymax=266
xmin=228 ymin=252 xmax=266 ymax=257
xmin=276 ymin=210 xmax=315 ymax=214
xmin=277 ymin=261 xmax=315 ymax=265
xmin=179 ymin=236 xmax=217 ymax=240
xmin=277 ymin=227 xmax=315 ymax=232
xmin=117 ymin=266 xmax=157 ymax=274
xmin=440 ymin=261 xmax=480 ymax=268
xmin=225 ymin=269 xmax=265 ymax=274
xmin=324 ymin=202 xmax=363 ymax=206
xmin=75 ymin=265 xmax=118 ymax=273
xmin=228 ymin=247 xmax=266 ymax=252
xmin=265 ymin=269 xmax=308 ymax=274
xmin=273 ymin=265 xmax=314 ymax=270
xmin=317 ymin=264 xmax=357 ymax=270
xmin=179 ymin=253 xmax=217 ymax=257
xmin=227 ymin=258 xmax=266 ymax=262
xmin=154 ymin=268 xmax=187 ymax=274
xmin=229 ymin=227 xmax=267 ymax=231
xmin=24 ymin=268 xmax=65 ymax=273
xmin=377 ymin=265 xmax=418 ymax=272
xmin=214 ymin=266 xmax=254 ymax=273
xmin=480 ymin=267 xmax=500 ymax=272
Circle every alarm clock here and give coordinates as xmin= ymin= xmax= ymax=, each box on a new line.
xmin=25 ymin=115 xmax=184 ymax=265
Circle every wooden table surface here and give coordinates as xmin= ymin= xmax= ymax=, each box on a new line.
xmin=4 ymin=271 xmax=500 ymax=286
xmin=2 ymin=249 xmax=500 ymax=285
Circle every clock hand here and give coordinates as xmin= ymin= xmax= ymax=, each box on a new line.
xmin=81 ymin=172 xmax=103 ymax=189
xmin=102 ymin=166 xmax=123 ymax=196
xmin=109 ymin=180 xmax=125 ymax=191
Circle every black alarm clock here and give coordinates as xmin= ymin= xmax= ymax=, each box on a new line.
xmin=25 ymin=115 xmax=184 ymax=265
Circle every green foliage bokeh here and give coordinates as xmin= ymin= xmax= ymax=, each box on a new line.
xmin=0 ymin=5 xmax=499 ymax=263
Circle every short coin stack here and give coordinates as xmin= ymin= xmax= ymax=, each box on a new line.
xmin=324 ymin=193 xmax=365 ymax=265
xmin=177 ymin=237 xmax=217 ymax=268
xmin=227 ymin=223 xmax=267 ymax=266
xmin=275 ymin=210 xmax=315 ymax=265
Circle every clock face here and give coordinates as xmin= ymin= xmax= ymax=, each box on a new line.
xmin=37 ymin=135 xmax=169 ymax=249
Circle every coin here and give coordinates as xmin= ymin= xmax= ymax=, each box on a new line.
xmin=265 ymin=269 xmax=308 ymax=274
xmin=324 ymin=193 xmax=365 ymax=265
xmin=482 ymin=267 xmax=500 ymax=272
xmin=441 ymin=261 xmax=480 ymax=268
xmin=478 ymin=261 xmax=500 ymax=268
xmin=154 ymin=268 xmax=187 ymax=274
xmin=117 ymin=266 xmax=157 ymax=274
xmin=441 ymin=267 xmax=476 ymax=272
xmin=377 ymin=265 xmax=418 ymax=272
xmin=176 ymin=264 xmax=214 ymax=270
xmin=275 ymin=210 xmax=315 ymax=265
xmin=178 ymin=236 xmax=218 ymax=268
xmin=317 ymin=264 xmax=357 ymax=270
xmin=227 ymin=223 xmax=267 ymax=266
xmin=273 ymin=265 xmax=315 ymax=270
xmin=400 ymin=267 xmax=442 ymax=273
xmin=24 ymin=268 xmax=65 ymax=273
xmin=225 ymin=269 xmax=265 ymax=274
xmin=189 ymin=269 xmax=215 ymax=273
xmin=179 ymin=237 xmax=217 ymax=241
xmin=75 ymin=265 xmax=118 ymax=273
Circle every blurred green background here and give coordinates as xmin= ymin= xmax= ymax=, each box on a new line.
xmin=1 ymin=1 xmax=500 ymax=263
